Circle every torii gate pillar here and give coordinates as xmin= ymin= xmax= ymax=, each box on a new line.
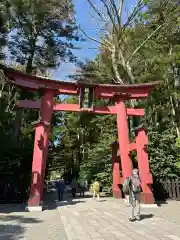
xmin=111 ymin=125 xmax=154 ymax=204
xmin=26 ymin=90 xmax=54 ymax=211
xmin=111 ymin=98 xmax=154 ymax=204
xmin=116 ymin=99 xmax=133 ymax=179
xmin=135 ymin=127 xmax=154 ymax=204
xmin=112 ymin=141 xmax=121 ymax=198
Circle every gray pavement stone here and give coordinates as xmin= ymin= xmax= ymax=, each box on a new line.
xmin=1 ymin=191 xmax=180 ymax=239
xmin=57 ymin=192 xmax=180 ymax=240
xmin=92 ymin=239 xmax=105 ymax=240
xmin=0 ymin=192 xmax=68 ymax=240
xmin=102 ymin=233 xmax=119 ymax=240
xmin=165 ymin=235 xmax=180 ymax=240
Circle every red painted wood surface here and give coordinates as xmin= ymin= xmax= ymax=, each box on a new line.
xmin=3 ymin=65 xmax=158 ymax=99
xmin=18 ymin=100 xmax=145 ymax=116
xmin=135 ymin=128 xmax=154 ymax=204
xmin=28 ymin=90 xmax=54 ymax=207
xmin=116 ymin=100 xmax=133 ymax=179
xmin=112 ymin=142 xmax=121 ymax=198
xmin=128 ymin=142 xmax=136 ymax=152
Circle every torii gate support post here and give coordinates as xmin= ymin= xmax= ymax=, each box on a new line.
xmin=116 ymin=99 xmax=133 ymax=180
xmin=135 ymin=127 xmax=154 ymax=204
xmin=27 ymin=90 xmax=54 ymax=211
xmin=112 ymin=142 xmax=122 ymax=198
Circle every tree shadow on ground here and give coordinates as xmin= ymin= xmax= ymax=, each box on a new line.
xmin=55 ymin=198 xmax=86 ymax=207
xmin=0 ymin=214 xmax=42 ymax=240
xmin=154 ymin=200 xmax=168 ymax=207
xmin=75 ymin=192 xmax=111 ymax=199
xmin=43 ymin=191 xmax=87 ymax=211
xmin=0 ymin=204 xmax=26 ymax=214
xmin=43 ymin=190 xmax=109 ymax=211
xmin=140 ymin=213 xmax=154 ymax=220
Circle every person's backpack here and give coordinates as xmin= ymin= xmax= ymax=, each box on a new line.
xmin=130 ymin=176 xmax=142 ymax=193
xmin=122 ymin=177 xmax=130 ymax=195
xmin=93 ymin=181 xmax=100 ymax=193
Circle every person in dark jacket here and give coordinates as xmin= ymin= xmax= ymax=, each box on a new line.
xmin=56 ymin=177 xmax=65 ymax=201
xmin=71 ymin=178 xmax=77 ymax=198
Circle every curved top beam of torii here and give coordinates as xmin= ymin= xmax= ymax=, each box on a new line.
xmin=1 ymin=64 xmax=159 ymax=100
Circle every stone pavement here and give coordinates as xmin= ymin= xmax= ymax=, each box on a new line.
xmin=0 ymin=191 xmax=180 ymax=240
xmin=0 ymin=192 xmax=67 ymax=240
xmin=57 ymin=193 xmax=180 ymax=240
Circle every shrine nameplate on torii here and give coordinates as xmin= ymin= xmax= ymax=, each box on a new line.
xmin=2 ymin=65 xmax=158 ymax=211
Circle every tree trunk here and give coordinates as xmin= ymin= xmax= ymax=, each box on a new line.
xmin=111 ymin=46 xmax=124 ymax=84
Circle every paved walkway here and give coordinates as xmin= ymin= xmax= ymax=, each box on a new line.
xmin=0 ymin=192 xmax=180 ymax=240
xmin=0 ymin=192 xmax=67 ymax=240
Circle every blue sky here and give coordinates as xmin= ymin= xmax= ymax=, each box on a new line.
xmin=53 ymin=0 xmax=136 ymax=80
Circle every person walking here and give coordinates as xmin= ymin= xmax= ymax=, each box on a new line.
xmin=71 ymin=178 xmax=77 ymax=198
xmin=123 ymin=169 xmax=142 ymax=221
xmin=56 ymin=177 xmax=65 ymax=201
xmin=92 ymin=180 xmax=100 ymax=201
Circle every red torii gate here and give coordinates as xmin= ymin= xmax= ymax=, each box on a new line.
xmin=2 ymin=66 xmax=157 ymax=211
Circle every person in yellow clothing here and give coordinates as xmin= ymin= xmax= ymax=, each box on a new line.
xmin=92 ymin=180 xmax=100 ymax=201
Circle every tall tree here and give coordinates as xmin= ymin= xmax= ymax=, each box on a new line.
xmin=82 ymin=0 xmax=179 ymax=85
xmin=7 ymin=0 xmax=79 ymax=74
xmin=5 ymin=0 xmax=79 ymax=138
xmin=0 ymin=1 xmax=8 ymax=60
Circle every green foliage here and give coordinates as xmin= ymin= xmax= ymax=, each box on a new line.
xmin=175 ymin=138 xmax=180 ymax=171
xmin=0 ymin=2 xmax=8 ymax=59
xmin=52 ymin=0 xmax=180 ymax=190
xmin=7 ymin=0 xmax=78 ymax=73
xmin=148 ymin=126 xmax=179 ymax=180
xmin=78 ymin=114 xmax=117 ymax=191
